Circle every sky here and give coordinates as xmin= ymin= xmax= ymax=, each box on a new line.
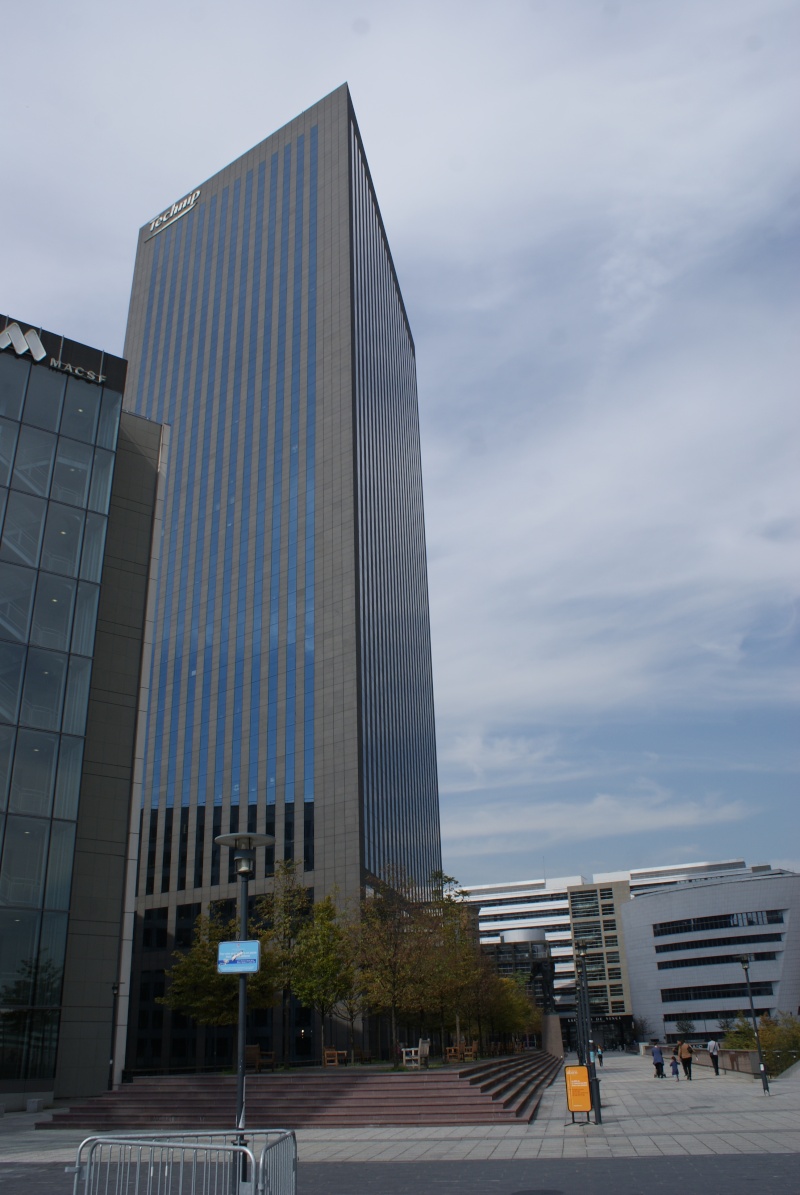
xmin=2 ymin=0 xmax=798 ymax=887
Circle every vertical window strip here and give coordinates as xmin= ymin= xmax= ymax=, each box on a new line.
xmin=249 ymin=154 xmax=278 ymax=804
xmin=284 ymin=134 xmax=305 ymax=807
xmin=303 ymin=126 xmax=318 ymax=805
xmin=212 ymin=180 xmax=242 ymax=807
xmin=350 ymin=125 xmax=439 ymax=885
xmin=144 ymin=222 xmax=186 ymax=813
xmin=215 ymin=175 xmax=249 ymax=811
xmin=152 ymin=222 xmax=186 ymax=426
xmin=266 ymin=143 xmax=293 ymax=810
xmin=147 ymin=198 xmax=216 ymax=813
xmin=160 ymin=212 xmax=199 ymax=812
xmin=181 ymin=200 xmax=218 ymax=809
xmin=230 ymin=170 xmax=255 ymax=813
xmin=196 ymin=188 xmax=231 ymax=809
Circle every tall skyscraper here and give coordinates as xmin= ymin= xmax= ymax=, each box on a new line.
xmin=0 ymin=315 xmax=161 ymax=1101
xmin=122 ymin=85 xmax=441 ymax=1068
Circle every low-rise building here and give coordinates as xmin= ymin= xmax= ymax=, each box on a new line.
xmin=621 ymin=868 xmax=799 ymax=1043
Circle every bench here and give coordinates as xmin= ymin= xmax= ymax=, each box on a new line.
xmin=402 ymin=1039 xmax=430 ymax=1069
xmin=245 ymin=1046 xmax=275 ymax=1072
xmin=323 ymin=1048 xmax=349 ymax=1066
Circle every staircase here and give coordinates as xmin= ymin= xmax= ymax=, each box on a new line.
xmin=39 ymin=1052 xmax=561 ymax=1130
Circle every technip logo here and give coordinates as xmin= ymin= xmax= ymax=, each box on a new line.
xmin=147 ymin=189 xmax=201 ymax=239
xmin=0 ymin=322 xmax=46 ymax=361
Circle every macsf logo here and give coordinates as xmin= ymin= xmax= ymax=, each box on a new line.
xmin=0 ymin=322 xmax=46 ymax=362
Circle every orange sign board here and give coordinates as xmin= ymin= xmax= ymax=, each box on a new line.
xmin=565 ymin=1064 xmax=592 ymax=1113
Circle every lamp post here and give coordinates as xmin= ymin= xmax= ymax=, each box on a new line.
xmin=739 ymin=956 xmax=770 ymax=1095
xmin=215 ymin=832 xmax=275 ymax=1130
xmin=107 ymin=981 xmax=120 ymax=1091
xmin=575 ymin=947 xmax=602 ymax=1124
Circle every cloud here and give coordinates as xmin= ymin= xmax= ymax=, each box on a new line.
xmin=442 ymin=786 xmax=749 ymax=859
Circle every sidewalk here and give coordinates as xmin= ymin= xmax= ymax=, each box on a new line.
xmin=2 ymin=1053 xmax=798 ymax=1164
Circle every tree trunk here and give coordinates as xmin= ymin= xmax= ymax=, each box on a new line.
xmin=282 ymin=988 xmax=291 ymax=1066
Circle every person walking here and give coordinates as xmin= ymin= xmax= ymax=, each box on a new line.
xmin=596 ymin=1046 xmax=603 ymax=1068
xmin=670 ymin=1053 xmax=680 ymax=1081
xmin=652 ymin=1043 xmax=665 ymax=1078
xmin=707 ymin=1038 xmax=720 ymax=1076
xmin=678 ymin=1040 xmax=693 ymax=1080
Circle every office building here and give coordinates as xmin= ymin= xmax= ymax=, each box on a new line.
xmin=0 ymin=313 xmax=161 ymax=1104
xmin=621 ymin=867 xmax=799 ymax=1042
xmin=121 ymin=85 xmax=441 ymax=1070
xmin=465 ymin=859 xmax=787 ymax=1048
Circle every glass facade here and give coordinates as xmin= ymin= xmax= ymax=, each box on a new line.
xmin=350 ymin=122 xmax=441 ymax=886
xmin=0 ymin=345 xmax=121 ymax=1084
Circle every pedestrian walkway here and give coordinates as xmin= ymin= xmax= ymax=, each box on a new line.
xmin=1 ymin=1053 xmax=798 ymax=1165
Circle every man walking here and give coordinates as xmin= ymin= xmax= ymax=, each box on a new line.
xmin=707 ymin=1038 xmax=720 ymax=1076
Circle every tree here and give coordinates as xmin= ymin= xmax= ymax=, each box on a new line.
xmin=358 ymin=875 xmax=419 ymax=1065
xmin=160 ymin=912 xmax=278 ymax=1026
xmin=292 ymin=897 xmax=354 ymax=1051
xmin=721 ymin=1013 xmax=755 ymax=1049
xmin=631 ymin=1016 xmax=654 ymax=1041
xmin=759 ymin=1012 xmax=800 ymax=1076
xmin=333 ymin=922 xmax=370 ymax=1064
xmin=411 ymin=873 xmax=480 ymax=1052
xmin=674 ymin=1014 xmax=696 ymax=1038
xmin=254 ymin=861 xmax=313 ymax=1065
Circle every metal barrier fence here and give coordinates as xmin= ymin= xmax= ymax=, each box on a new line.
xmin=67 ymin=1129 xmax=296 ymax=1195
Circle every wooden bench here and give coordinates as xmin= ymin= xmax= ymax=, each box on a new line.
xmin=245 ymin=1046 xmax=275 ymax=1072
xmin=402 ymin=1039 xmax=430 ymax=1069
xmin=323 ymin=1048 xmax=349 ymax=1066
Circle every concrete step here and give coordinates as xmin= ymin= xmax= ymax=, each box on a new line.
xmin=39 ymin=1052 xmax=562 ymax=1130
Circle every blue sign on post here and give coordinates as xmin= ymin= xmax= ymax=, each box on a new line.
xmin=217 ymin=940 xmax=261 ymax=974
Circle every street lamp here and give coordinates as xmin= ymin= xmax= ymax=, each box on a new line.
xmin=574 ymin=947 xmax=602 ymax=1124
xmin=739 ymin=956 xmax=770 ymax=1095
xmin=108 ymin=981 xmax=120 ymax=1091
xmin=215 ymin=832 xmax=275 ymax=1129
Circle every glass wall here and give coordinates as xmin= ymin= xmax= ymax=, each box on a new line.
xmin=0 ymin=350 xmax=121 ymax=1082
xmin=350 ymin=119 xmax=442 ymax=891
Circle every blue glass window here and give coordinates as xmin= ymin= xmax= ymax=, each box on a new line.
xmin=20 ymin=648 xmax=67 ymax=731
xmin=79 ymin=513 xmax=106 ymax=582
xmin=12 ymin=426 xmax=57 ymax=497
xmin=97 ymin=390 xmax=122 ymax=451
xmin=0 ymin=561 xmax=36 ymax=642
xmin=88 ymin=448 xmax=114 ymax=514
xmin=71 ymin=583 xmax=99 ymax=656
xmin=0 ymin=417 xmax=19 ymax=486
xmin=30 ymin=574 xmax=76 ymax=651
xmin=53 ymin=736 xmax=83 ymax=820
xmin=0 ymin=724 xmax=14 ymax=811
xmin=0 ymin=354 xmax=30 ymax=420
xmin=8 ymin=729 xmax=59 ymax=816
xmin=22 ymin=368 xmax=65 ymax=433
xmin=51 ymin=439 xmax=93 ymax=507
xmin=40 ymin=503 xmax=85 ymax=577
xmin=45 ymin=821 xmax=76 ymax=910
xmin=0 ymin=492 xmax=47 ymax=568
xmin=0 ymin=641 xmax=25 ymax=724
xmin=0 ymin=815 xmax=49 ymax=907
xmin=60 ymin=378 xmax=100 ymax=443
xmin=62 ymin=657 xmax=91 ymax=736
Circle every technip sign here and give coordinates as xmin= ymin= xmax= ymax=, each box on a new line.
xmin=146 ymin=189 xmax=201 ymax=239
